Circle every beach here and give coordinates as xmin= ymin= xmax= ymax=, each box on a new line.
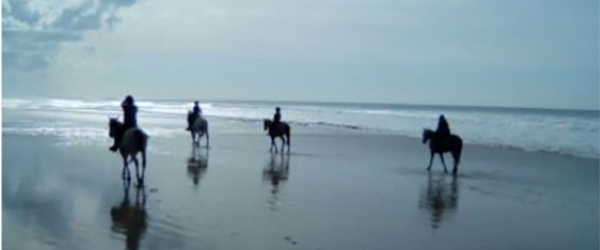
xmin=4 ymin=0 xmax=598 ymax=247
xmin=3 ymin=108 xmax=598 ymax=250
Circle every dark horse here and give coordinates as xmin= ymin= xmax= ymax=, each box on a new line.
xmin=109 ymin=118 xmax=149 ymax=184
xmin=422 ymin=129 xmax=463 ymax=175
xmin=263 ymin=119 xmax=291 ymax=153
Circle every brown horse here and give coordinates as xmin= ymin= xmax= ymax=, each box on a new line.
xmin=422 ymin=129 xmax=463 ymax=175
xmin=263 ymin=119 xmax=291 ymax=153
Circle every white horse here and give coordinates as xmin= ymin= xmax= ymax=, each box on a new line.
xmin=189 ymin=113 xmax=209 ymax=147
xmin=109 ymin=118 xmax=149 ymax=184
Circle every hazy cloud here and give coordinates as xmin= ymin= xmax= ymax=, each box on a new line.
xmin=2 ymin=0 xmax=598 ymax=109
xmin=2 ymin=0 xmax=141 ymax=71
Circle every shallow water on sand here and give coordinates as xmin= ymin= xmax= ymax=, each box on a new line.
xmin=3 ymin=130 xmax=599 ymax=250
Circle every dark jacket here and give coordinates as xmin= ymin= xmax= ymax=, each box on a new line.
xmin=193 ymin=105 xmax=202 ymax=116
xmin=273 ymin=112 xmax=281 ymax=123
xmin=122 ymin=101 xmax=138 ymax=128
xmin=436 ymin=116 xmax=450 ymax=138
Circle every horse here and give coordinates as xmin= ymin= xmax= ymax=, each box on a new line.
xmin=422 ymin=129 xmax=463 ymax=175
xmin=109 ymin=118 xmax=149 ymax=184
xmin=188 ymin=112 xmax=209 ymax=147
xmin=263 ymin=119 xmax=291 ymax=153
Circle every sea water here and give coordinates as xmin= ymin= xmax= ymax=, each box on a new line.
xmin=3 ymin=98 xmax=599 ymax=159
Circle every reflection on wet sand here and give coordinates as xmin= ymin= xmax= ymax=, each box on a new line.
xmin=110 ymin=181 xmax=147 ymax=250
xmin=263 ymin=153 xmax=291 ymax=210
xmin=187 ymin=145 xmax=209 ymax=186
xmin=418 ymin=173 xmax=459 ymax=229
xmin=263 ymin=153 xmax=291 ymax=193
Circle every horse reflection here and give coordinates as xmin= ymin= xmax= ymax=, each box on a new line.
xmin=418 ymin=173 xmax=459 ymax=229
xmin=110 ymin=181 xmax=147 ymax=250
xmin=187 ymin=144 xmax=208 ymax=186
xmin=263 ymin=153 xmax=290 ymax=196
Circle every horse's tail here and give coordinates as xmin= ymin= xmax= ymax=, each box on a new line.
xmin=455 ymin=136 xmax=463 ymax=165
xmin=286 ymin=125 xmax=291 ymax=147
xmin=202 ymin=118 xmax=209 ymax=134
xmin=135 ymin=129 xmax=148 ymax=167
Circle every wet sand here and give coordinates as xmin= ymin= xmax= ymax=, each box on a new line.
xmin=3 ymin=130 xmax=599 ymax=250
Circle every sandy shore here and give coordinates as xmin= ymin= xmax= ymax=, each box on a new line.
xmin=3 ymin=128 xmax=598 ymax=250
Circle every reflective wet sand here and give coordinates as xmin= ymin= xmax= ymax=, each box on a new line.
xmin=3 ymin=132 xmax=598 ymax=250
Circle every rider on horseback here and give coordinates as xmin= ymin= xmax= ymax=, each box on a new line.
xmin=187 ymin=101 xmax=202 ymax=131
xmin=272 ymin=106 xmax=282 ymax=130
xmin=435 ymin=115 xmax=451 ymax=143
xmin=110 ymin=95 xmax=138 ymax=152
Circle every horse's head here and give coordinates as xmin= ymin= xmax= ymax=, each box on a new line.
xmin=108 ymin=117 xmax=122 ymax=138
xmin=263 ymin=119 xmax=271 ymax=131
xmin=422 ymin=129 xmax=434 ymax=144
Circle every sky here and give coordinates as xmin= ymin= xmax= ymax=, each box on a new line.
xmin=2 ymin=0 xmax=599 ymax=110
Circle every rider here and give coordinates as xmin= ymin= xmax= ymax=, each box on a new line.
xmin=435 ymin=114 xmax=451 ymax=143
xmin=272 ymin=106 xmax=282 ymax=130
xmin=193 ymin=100 xmax=202 ymax=116
xmin=110 ymin=95 xmax=138 ymax=152
xmin=187 ymin=100 xmax=202 ymax=130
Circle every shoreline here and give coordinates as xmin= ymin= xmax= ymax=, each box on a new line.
xmin=4 ymin=110 xmax=599 ymax=161
xmin=3 ymin=98 xmax=599 ymax=160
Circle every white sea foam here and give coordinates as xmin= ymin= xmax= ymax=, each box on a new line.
xmin=3 ymin=99 xmax=599 ymax=159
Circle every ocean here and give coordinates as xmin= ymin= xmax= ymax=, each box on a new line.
xmin=3 ymin=98 xmax=599 ymax=159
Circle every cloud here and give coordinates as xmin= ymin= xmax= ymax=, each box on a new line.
xmin=2 ymin=0 xmax=141 ymax=71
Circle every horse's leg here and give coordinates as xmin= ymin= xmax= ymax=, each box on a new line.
xmin=439 ymin=153 xmax=448 ymax=173
xmin=142 ymin=149 xmax=147 ymax=181
xmin=286 ymin=132 xmax=291 ymax=153
xmin=452 ymin=154 xmax=458 ymax=175
xmin=426 ymin=151 xmax=434 ymax=171
xmin=271 ymin=137 xmax=277 ymax=153
xmin=132 ymin=156 xmax=141 ymax=184
xmin=452 ymin=150 xmax=459 ymax=176
xmin=124 ymin=155 xmax=131 ymax=181
xmin=280 ymin=137 xmax=286 ymax=153
xmin=122 ymin=156 xmax=128 ymax=179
